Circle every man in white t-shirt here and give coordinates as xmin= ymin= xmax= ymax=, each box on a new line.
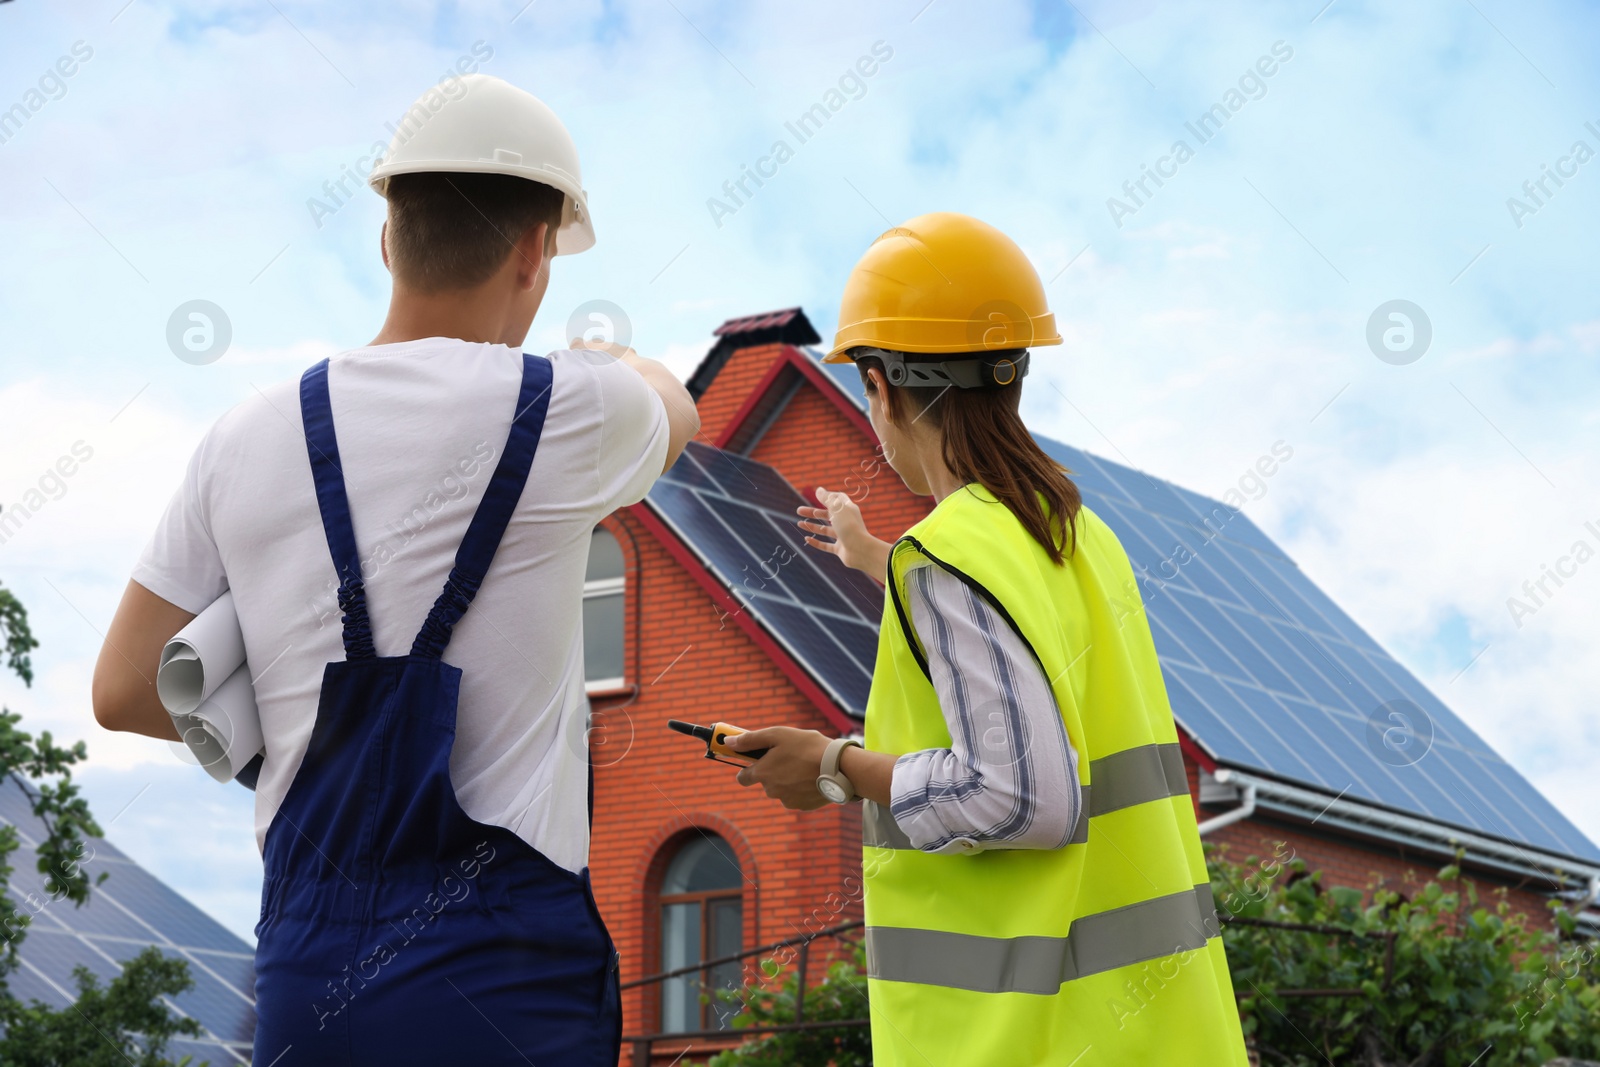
xmin=91 ymin=76 xmax=696 ymax=1064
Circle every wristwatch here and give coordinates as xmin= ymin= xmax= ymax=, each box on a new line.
xmin=816 ymin=737 xmax=863 ymax=804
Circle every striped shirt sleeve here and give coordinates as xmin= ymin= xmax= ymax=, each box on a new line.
xmin=888 ymin=563 xmax=1082 ymax=855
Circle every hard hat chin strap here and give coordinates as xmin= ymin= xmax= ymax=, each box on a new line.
xmin=862 ymin=347 xmax=1031 ymax=390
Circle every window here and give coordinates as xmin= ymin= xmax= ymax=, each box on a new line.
xmin=659 ymin=834 xmax=744 ymax=1033
xmin=583 ymin=527 xmax=625 ymax=690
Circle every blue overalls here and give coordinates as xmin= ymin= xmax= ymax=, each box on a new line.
xmin=253 ymin=354 xmax=621 ymax=1065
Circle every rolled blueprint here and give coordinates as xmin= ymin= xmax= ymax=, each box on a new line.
xmin=157 ymin=592 xmax=265 ymax=786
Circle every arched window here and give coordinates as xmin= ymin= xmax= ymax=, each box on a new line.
xmin=659 ymin=834 xmax=743 ymax=1033
xmin=583 ymin=527 xmax=625 ymax=690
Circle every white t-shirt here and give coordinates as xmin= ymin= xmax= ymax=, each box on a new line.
xmin=133 ymin=338 xmax=669 ymax=873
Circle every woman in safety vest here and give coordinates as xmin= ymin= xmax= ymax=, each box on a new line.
xmin=729 ymin=213 xmax=1249 ymax=1065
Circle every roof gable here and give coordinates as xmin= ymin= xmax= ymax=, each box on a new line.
xmin=711 ymin=344 xmax=873 ymax=454
xmin=685 ymin=308 xmax=821 ymax=401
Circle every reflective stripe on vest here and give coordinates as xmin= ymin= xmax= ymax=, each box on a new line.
xmin=863 ymin=741 xmax=1188 ymax=850
xmin=867 ymin=883 xmax=1219 ymax=994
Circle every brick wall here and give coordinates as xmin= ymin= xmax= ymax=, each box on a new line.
xmin=693 ymin=342 xmax=787 ymax=444
xmin=1185 ymin=751 xmax=1560 ymax=932
xmin=588 ymin=509 xmax=865 ymax=1064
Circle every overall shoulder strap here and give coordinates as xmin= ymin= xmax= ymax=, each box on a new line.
xmin=300 ymin=359 xmax=377 ymax=659
xmin=412 ymin=353 xmax=554 ymax=660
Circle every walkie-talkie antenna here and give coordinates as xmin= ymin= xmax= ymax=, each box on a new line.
xmin=668 ymin=719 xmax=712 ymax=743
xmin=666 ymin=719 xmax=767 ymax=766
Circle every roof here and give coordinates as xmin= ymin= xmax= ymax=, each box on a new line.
xmin=685 ymin=308 xmax=822 ymax=400
xmin=648 ymin=330 xmax=1600 ymax=874
xmin=642 ymin=441 xmax=882 ymax=718
xmin=0 ymin=778 xmax=254 ymax=1063
xmin=810 ymin=346 xmax=1598 ymax=866
xmin=1038 ymin=436 xmax=1599 ymax=866
xmin=712 ymin=308 xmax=812 ymax=337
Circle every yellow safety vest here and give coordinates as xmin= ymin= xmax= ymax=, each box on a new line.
xmin=862 ymin=484 xmax=1248 ymax=1066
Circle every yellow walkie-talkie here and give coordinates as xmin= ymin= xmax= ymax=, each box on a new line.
xmin=668 ymin=720 xmax=768 ymax=767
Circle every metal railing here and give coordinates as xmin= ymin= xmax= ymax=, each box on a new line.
xmin=618 ymin=912 xmax=1397 ymax=1063
xmin=620 ymin=919 xmax=869 ymax=1066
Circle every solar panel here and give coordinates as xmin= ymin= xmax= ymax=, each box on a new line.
xmin=812 ymin=350 xmax=868 ymax=412
xmin=0 ymin=779 xmax=255 ymax=1062
xmin=1068 ymin=441 xmax=1600 ymax=863
xmin=646 ymin=442 xmax=886 ymax=716
xmin=799 ymin=348 xmax=1597 ymax=864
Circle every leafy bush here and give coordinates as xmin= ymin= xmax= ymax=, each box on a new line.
xmin=707 ymin=942 xmax=872 ymax=1067
xmin=1213 ymin=843 xmax=1600 ymax=1066
xmin=697 ymin=839 xmax=1600 ymax=1067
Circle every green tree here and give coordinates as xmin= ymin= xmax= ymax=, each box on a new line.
xmin=1213 ymin=844 xmax=1600 ymax=1066
xmin=0 ymin=578 xmax=204 ymax=1066
xmin=0 ymin=582 xmax=40 ymax=686
xmin=0 ymin=949 xmax=204 ymax=1066
xmin=708 ymin=942 xmax=872 ymax=1067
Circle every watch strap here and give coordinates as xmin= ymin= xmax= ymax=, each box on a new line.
xmin=822 ymin=736 xmax=861 ymax=779
xmin=818 ymin=737 xmax=863 ymax=803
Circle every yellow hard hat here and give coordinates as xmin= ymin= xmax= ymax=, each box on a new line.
xmin=825 ymin=212 xmax=1062 ymax=363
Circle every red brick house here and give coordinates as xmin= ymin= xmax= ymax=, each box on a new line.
xmin=585 ymin=308 xmax=1600 ymax=1063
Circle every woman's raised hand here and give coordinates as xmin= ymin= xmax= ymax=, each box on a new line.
xmin=797 ymin=486 xmax=892 ymax=581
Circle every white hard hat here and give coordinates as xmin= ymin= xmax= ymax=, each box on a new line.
xmin=368 ymin=74 xmax=595 ymax=256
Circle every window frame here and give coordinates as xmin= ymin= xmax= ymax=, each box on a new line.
xmin=657 ymin=844 xmax=745 ymax=1034
xmin=582 ymin=528 xmax=627 ymax=695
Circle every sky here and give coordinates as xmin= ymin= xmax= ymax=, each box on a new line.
xmin=1 ymin=0 xmax=1597 ymax=944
